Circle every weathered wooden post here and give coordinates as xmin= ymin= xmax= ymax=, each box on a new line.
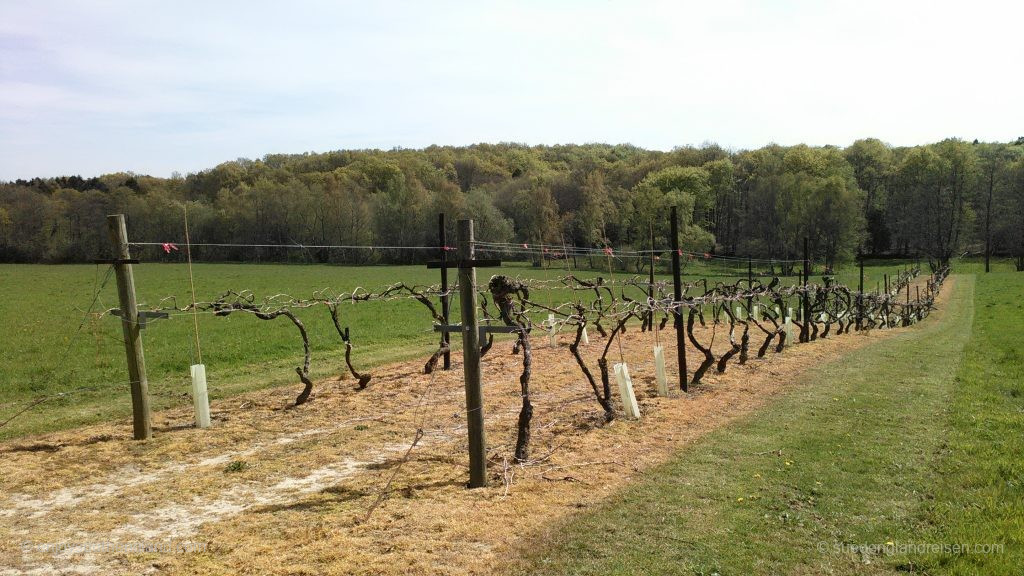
xmin=646 ymin=223 xmax=656 ymax=332
xmin=857 ymin=249 xmax=865 ymax=330
xmin=747 ymin=256 xmax=754 ymax=314
xmin=670 ymin=206 xmax=688 ymax=391
xmin=107 ymin=214 xmax=152 ymax=440
xmin=457 ymin=219 xmax=487 ymax=488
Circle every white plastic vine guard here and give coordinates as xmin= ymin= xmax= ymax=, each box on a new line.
xmin=613 ymin=362 xmax=640 ymax=419
xmin=191 ymin=364 xmax=211 ymax=429
xmin=653 ymin=346 xmax=668 ymax=396
xmin=581 ymin=326 xmax=590 ymax=345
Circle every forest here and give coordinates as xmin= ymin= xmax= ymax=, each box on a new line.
xmin=1 ymin=138 xmax=1022 ymax=270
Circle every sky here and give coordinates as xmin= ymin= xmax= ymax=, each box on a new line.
xmin=1 ymin=0 xmax=1022 ymax=180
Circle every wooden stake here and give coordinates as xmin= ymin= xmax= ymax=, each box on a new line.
xmin=670 ymin=206 xmax=688 ymax=391
xmin=747 ymin=256 xmax=753 ymax=316
xmin=647 ymin=222 xmax=655 ymax=332
xmin=858 ymin=249 xmax=865 ymax=330
xmin=107 ymin=214 xmax=152 ymax=440
xmin=457 ymin=219 xmax=487 ymax=488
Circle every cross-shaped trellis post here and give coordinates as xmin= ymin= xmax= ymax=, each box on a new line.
xmin=426 ymin=219 xmax=502 ymax=488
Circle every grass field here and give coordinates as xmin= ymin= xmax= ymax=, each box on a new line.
xmin=512 ymin=261 xmax=1024 ymax=575
xmin=0 ymin=257 xmax=918 ymax=440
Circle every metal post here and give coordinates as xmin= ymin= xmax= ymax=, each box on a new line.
xmin=670 ymin=206 xmax=688 ymax=391
xmin=439 ymin=213 xmax=451 ymax=370
xmin=457 ymin=219 xmax=487 ymax=488
xmin=107 ymin=214 xmax=152 ymax=440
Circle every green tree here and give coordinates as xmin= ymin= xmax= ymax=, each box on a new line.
xmin=705 ymin=158 xmax=737 ymax=252
xmin=891 ymin=140 xmax=978 ymax=266
xmin=974 ymin=143 xmax=1021 ymax=271
xmin=630 ymin=166 xmax=714 ymax=254
xmin=844 ymin=138 xmax=894 ymax=253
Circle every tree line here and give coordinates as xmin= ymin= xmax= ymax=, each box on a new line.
xmin=1 ymin=138 xmax=1022 ymax=270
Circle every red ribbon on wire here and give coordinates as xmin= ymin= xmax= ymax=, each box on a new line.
xmin=603 ymin=247 xmax=613 ymax=255
xmin=162 ymin=243 xmax=179 ymax=254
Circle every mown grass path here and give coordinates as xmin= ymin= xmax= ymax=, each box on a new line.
xmin=515 ymin=275 xmax=986 ymax=575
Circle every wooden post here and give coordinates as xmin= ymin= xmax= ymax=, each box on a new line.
xmin=647 ymin=223 xmax=655 ymax=331
xmin=107 ymin=214 xmax=152 ymax=440
xmin=801 ymin=237 xmax=810 ymax=343
xmin=457 ymin=219 xmax=487 ymax=488
xmin=747 ymin=256 xmax=753 ymax=314
xmin=438 ymin=213 xmax=451 ymax=370
xmin=858 ymin=249 xmax=865 ymax=330
xmin=670 ymin=206 xmax=688 ymax=391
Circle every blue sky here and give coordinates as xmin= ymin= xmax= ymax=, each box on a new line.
xmin=1 ymin=0 xmax=1021 ymax=180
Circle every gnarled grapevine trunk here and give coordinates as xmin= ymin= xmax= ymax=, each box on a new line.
xmin=488 ymin=275 xmax=534 ymax=463
xmin=687 ymin=308 xmax=715 ymax=385
xmin=326 ymin=302 xmax=371 ymax=389
xmin=212 ymin=296 xmax=314 ymax=406
xmin=569 ymin=319 xmax=615 ymax=421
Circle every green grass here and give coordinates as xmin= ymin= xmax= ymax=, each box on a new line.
xmin=909 ymin=262 xmax=1024 ymax=574
xmin=514 ymin=261 xmax=1024 ymax=575
xmin=0 ymin=258 xmax=921 ymax=441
